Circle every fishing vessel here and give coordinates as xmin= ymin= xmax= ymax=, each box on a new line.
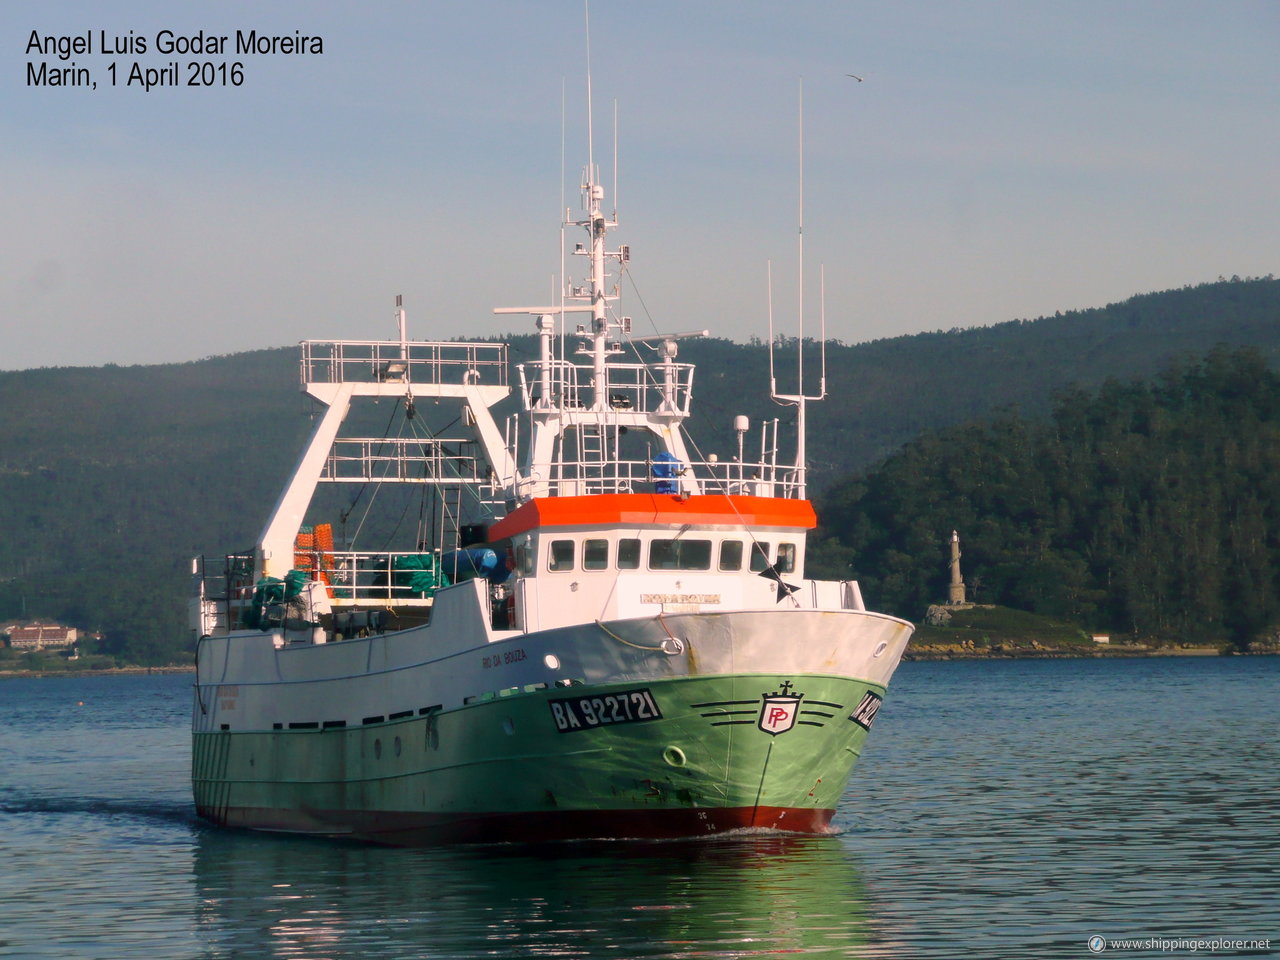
xmin=190 ymin=102 xmax=913 ymax=845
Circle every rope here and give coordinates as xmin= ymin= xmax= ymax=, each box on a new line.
xmin=595 ymin=618 xmax=683 ymax=655
xmin=614 ymin=267 xmax=803 ymax=609
xmin=595 ymin=619 xmax=665 ymax=650
xmin=656 ymin=611 xmax=680 ymax=642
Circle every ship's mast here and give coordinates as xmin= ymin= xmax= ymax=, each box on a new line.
xmin=769 ymin=79 xmax=827 ymax=499
xmin=494 ymin=8 xmax=710 ymax=501
xmin=582 ymin=0 xmax=609 ymax=410
xmin=582 ymin=164 xmax=613 ymax=411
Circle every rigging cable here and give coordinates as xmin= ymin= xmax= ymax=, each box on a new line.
xmin=618 ymin=266 xmax=802 ymax=606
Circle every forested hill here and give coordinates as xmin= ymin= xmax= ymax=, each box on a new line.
xmin=692 ymin=275 xmax=1280 ymax=475
xmin=811 ymin=347 xmax=1280 ymax=649
xmin=0 ymin=276 xmax=1277 ymax=662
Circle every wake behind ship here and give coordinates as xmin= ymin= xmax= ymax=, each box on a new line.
xmin=190 ymin=89 xmax=913 ymax=845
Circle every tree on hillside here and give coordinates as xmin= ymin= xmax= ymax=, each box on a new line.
xmin=813 ymin=347 xmax=1280 ymax=648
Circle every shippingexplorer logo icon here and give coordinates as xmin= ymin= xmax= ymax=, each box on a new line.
xmin=691 ymin=681 xmax=851 ymax=735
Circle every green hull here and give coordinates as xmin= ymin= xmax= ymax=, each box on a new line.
xmin=193 ymin=672 xmax=887 ymax=844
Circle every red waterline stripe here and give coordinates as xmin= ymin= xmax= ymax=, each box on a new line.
xmin=201 ymin=803 xmax=835 ymax=845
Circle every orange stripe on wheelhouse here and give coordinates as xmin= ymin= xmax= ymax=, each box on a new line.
xmin=487 ymin=494 xmax=817 ymax=540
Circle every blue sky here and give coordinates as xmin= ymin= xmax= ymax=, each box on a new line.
xmin=2 ymin=1 xmax=1277 ymax=370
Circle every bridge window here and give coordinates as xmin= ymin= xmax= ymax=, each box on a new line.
xmin=777 ymin=542 xmax=797 ymax=573
xmin=718 ymin=541 xmax=743 ymax=571
xmin=583 ymin=539 xmax=609 ymax=570
xmin=618 ymin=538 xmax=641 ymax=569
xmin=749 ymin=542 xmax=771 ymax=572
xmin=549 ymin=540 xmax=575 ymax=571
xmin=649 ymin=539 xmax=712 ymax=570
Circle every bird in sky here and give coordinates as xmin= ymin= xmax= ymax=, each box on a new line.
xmin=846 ymin=74 xmax=864 ymax=81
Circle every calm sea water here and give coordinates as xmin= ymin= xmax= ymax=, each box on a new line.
xmin=1 ymin=657 xmax=1276 ymax=959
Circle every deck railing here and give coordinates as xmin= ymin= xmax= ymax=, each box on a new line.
xmin=321 ymin=437 xmax=494 ymax=485
xmin=301 ymin=340 xmax=509 ymax=388
xmin=517 ymin=360 xmax=694 ymax=415
xmin=519 ymin=456 xmax=803 ymax=499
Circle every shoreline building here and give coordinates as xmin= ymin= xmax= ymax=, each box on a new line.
xmin=2 ymin=621 xmax=79 ymax=651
